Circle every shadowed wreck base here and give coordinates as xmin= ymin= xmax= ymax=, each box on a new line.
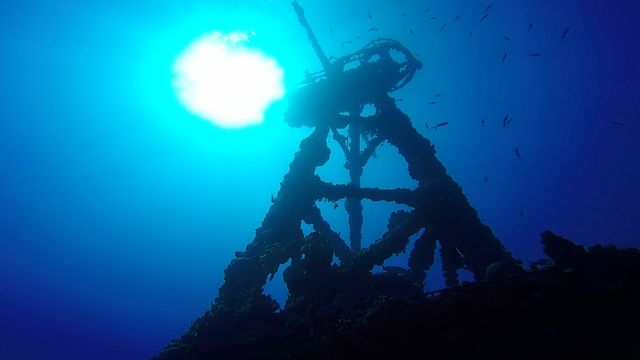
xmin=156 ymin=231 xmax=640 ymax=359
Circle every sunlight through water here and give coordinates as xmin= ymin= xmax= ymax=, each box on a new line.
xmin=172 ymin=31 xmax=285 ymax=128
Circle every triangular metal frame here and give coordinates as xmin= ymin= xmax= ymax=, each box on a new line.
xmin=209 ymin=40 xmax=513 ymax=321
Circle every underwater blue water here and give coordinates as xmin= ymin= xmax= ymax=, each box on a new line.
xmin=1 ymin=0 xmax=638 ymax=358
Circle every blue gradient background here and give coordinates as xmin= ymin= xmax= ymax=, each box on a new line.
xmin=1 ymin=0 xmax=638 ymax=358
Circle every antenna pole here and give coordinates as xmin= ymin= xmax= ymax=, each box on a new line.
xmin=291 ymin=1 xmax=331 ymax=72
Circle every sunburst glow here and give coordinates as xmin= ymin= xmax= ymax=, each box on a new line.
xmin=172 ymin=31 xmax=285 ymax=128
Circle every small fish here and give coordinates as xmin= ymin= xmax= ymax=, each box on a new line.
xmin=329 ymin=26 xmax=333 ymax=34
xmin=340 ymin=40 xmax=353 ymax=47
xmin=333 ymin=202 xmax=339 ymax=209
xmin=368 ymin=26 xmax=378 ymax=32
xmin=481 ymin=118 xmax=486 ymax=127
xmin=434 ymin=92 xmax=441 ymax=98
xmin=431 ymin=121 xmax=449 ymax=130
xmin=402 ymin=13 xmax=408 ymax=17
xmin=504 ymin=36 xmax=511 ymax=42
xmin=514 ymin=146 xmax=522 ymax=158
xmin=484 ymin=4 xmax=493 ymax=13
xmin=528 ymin=52 xmax=543 ymax=57
xmin=611 ymin=120 xmax=632 ymax=127
xmin=422 ymin=8 xmax=431 ymax=14
xmin=503 ymin=114 xmax=512 ymax=127
xmin=453 ymin=15 xmax=461 ymax=22
xmin=483 ymin=174 xmax=489 ymax=182
xmin=368 ymin=11 xmax=373 ymax=20
xmin=409 ymin=28 xmax=414 ymax=34
xmin=528 ymin=23 xmax=534 ymax=32
xmin=469 ymin=31 xmax=473 ymax=38
xmin=440 ymin=24 xmax=447 ymax=32
xmin=480 ymin=13 xmax=489 ymax=22
xmin=502 ymin=52 xmax=509 ymax=63
xmin=429 ymin=16 xmax=437 ymax=20
xmin=519 ymin=208 xmax=525 ymax=218
xmin=561 ymin=26 xmax=571 ymax=40
xmin=429 ymin=101 xmax=437 ymax=104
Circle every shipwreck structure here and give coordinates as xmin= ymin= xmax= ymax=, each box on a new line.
xmin=156 ymin=2 xmax=525 ymax=359
xmin=212 ymin=0 xmax=515 ymax=317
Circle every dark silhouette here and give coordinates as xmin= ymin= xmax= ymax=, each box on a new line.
xmin=503 ymin=114 xmax=512 ymax=127
xmin=514 ymin=146 xmax=522 ymax=158
xmin=430 ymin=121 xmax=449 ymax=130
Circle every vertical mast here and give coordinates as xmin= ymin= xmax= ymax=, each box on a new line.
xmin=291 ymin=1 xmax=331 ymax=72
xmin=291 ymin=0 xmax=364 ymax=252
xmin=346 ymin=122 xmax=363 ymax=252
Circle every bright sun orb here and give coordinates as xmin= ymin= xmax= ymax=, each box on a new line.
xmin=172 ymin=31 xmax=284 ymax=128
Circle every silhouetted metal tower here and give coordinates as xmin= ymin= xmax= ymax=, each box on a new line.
xmin=206 ymin=0 xmax=514 ymax=327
